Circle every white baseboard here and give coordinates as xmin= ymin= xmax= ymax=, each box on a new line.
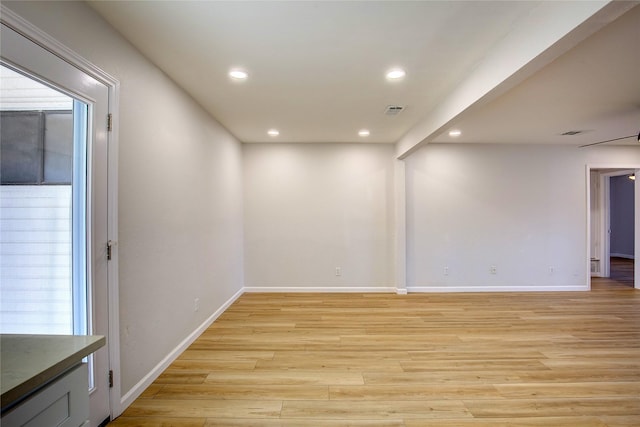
xmin=243 ymin=286 xmax=397 ymax=293
xmin=611 ymin=253 xmax=634 ymax=260
xmin=119 ymin=287 xmax=244 ymax=411
xmin=396 ymin=288 xmax=408 ymax=295
xmin=407 ymin=285 xmax=589 ymax=293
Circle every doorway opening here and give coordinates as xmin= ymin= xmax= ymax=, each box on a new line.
xmin=1 ymin=16 xmax=120 ymax=423
xmin=0 ymin=63 xmax=89 ymax=336
xmin=589 ymin=167 xmax=637 ymax=289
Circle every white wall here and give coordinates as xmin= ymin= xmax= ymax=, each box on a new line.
xmin=3 ymin=0 xmax=244 ymax=400
xmin=405 ymin=143 xmax=640 ymax=291
xmin=243 ymin=143 xmax=395 ymax=291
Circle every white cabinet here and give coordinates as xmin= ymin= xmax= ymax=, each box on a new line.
xmin=1 ymin=364 xmax=89 ymax=427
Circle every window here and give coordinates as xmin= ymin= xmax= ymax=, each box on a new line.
xmin=1 ymin=110 xmax=73 ymax=184
xmin=0 ymin=64 xmax=86 ymax=336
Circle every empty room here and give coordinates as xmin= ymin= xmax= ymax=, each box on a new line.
xmin=0 ymin=1 xmax=639 ymax=426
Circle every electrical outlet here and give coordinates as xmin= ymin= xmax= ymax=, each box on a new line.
xmin=335 ymin=267 xmax=341 ymax=277
xmin=194 ymin=298 xmax=199 ymax=312
xmin=490 ymin=265 xmax=497 ymax=275
xmin=549 ymin=266 xmax=554 ymax=275
xmin=444 ymin=266 xmax=449 ymax=276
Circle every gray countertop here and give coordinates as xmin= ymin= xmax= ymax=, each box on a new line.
xmin=1 ymin=334 xmax=105 ymax=410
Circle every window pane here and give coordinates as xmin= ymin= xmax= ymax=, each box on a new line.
xmin=44 ymin=111 xmax=73 ymax=184
xmin=0 ymin=112 xmax=42 ymax=184
xmin=0 ymin=64 xmax=85 ymax=336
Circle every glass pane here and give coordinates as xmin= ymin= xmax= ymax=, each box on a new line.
xmin=0 ymin=64 xmax=87 ymax=336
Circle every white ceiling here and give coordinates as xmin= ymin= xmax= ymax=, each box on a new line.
xmin=88 ymin=1 xmax=640 ymax=150
xmin=431 ymin=2 xmax=640 ymax=147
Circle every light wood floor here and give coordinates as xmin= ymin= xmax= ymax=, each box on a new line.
xmin=110 ymin=280 xmax=639 ymax=426
xmin=610 ymin=257 xmax=634 ymax=288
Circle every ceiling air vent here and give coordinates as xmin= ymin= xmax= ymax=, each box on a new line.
xmin=560 ymin=130 xmax=583 ymax=136
xmin=384 ymin=105 xmax=404 ymax=116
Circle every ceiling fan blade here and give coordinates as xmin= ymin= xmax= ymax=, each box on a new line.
xmin=579 ymin=133 xmax=638 ymax=148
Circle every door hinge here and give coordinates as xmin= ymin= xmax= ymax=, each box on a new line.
xmin=109 ymin=370 xmax=114 ymax=388
xmin=107 ymin=113 xmax=113 ymax=131
xmin=106 ymin=240 xmax=113 ymax=261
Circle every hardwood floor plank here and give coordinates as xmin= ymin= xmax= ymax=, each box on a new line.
xmin=256 ymin=356 xmax=404 ymax=371
xmin=494 ymin=382 xmax=640 ymax=398
xmin=407 ymin=349 xmax=548 ymax=360
xmin=154 ymin=384 xmax=329 ymax=400
xmin=122 ymin=399 xmax=283 ymax=418
xmin=270 ymin=350 xmax=411 ymax=361
xmin=541 ymin=348 xmax=640 ymax=359
xmin=167 ymin=359 xmax=257 ymax=371
xmin=109 ymin=417 xmax=206 ymax=427
xmin=154 ymin=372 xmax=208 ymax=385
xmin=338 ymin=334 xmax=462 ymax=350
xmin=280 ymin=400 xmax=470 ymax=419
xmin=464 ymin=397 xmax=640 ymax=417
xmin=404 ymin=417 xmax=608 ymax=426
xmin=138 ymin=384 xmax=163 ymax=399
xmin=362 ymin=371 xmax=524 ymax=385
xmin=204 ymin=419 xmax=405 ymax=426
xmin=598 ymin=415 xmax=640 ymax=426
xmin=177 ymin=350 xmax=275 ymax=361
xmin=204 ymin=370 xmax=365 ymax=385
xmin=541 ymin=359 xmax=640 ymax=370
xmin=515 ymin=369 xmax=640 ymax=383
xmin=399 ymin=359 xmax=550 ymax=372
xmin=329 ymin=384 xmax=501 ymax=400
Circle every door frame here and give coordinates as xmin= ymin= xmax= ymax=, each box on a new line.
xmin=0 ymin=5 xmax=123 ymax=419
xmin=586 ymin=163 xmax=639 ymax=290
xmin=600 ymin=169 xmax=635 ymax=279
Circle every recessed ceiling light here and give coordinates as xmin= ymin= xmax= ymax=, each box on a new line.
xmin=358 ymin=129 xmax=370 ymax=137
xmin=386 ymin=68 xmax=406 ymax=80
xmin=448 ymin=129 xmax=462 ymax=138
xmin=229 ymin=69 xmax=248 ymax=80
xmin=267 ymin=129 xmax=279 ymax=137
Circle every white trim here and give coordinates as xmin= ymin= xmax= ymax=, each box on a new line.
xmin=1 ymin=5 xmax=123 ymax=419
xmin=588 ymin=171 xmax=604 ymax=277
xmin=586 ymin=165 xmax=596 ymax=286
xmin=407 ymin=285 xmax=588 ymax=293
xmin=394 ymin=159 xmax=407 ymax=293
xmin=396 ymin=288 xmax=408 ymax=295
xmin=601 ymin=169 xmax=635 ymax=278
xmin=119 ymin=288 xmax=244 ymax=411
xmin=635 ymin=168 xmax=639 ymax=290
xmin=243 ymin=286 xmax=397 ymax=293
xmin=601 ymin=172 xmax=611 ymax=278
xmin=105 ymin=69 xmax=121 ymax=420
xmin=586 ymin=163 xmax=640 ymax=291
xmin=0 ymin=6 xmax=118 ymax=88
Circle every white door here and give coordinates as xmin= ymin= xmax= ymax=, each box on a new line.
xmin=1 ymin=23 xmax=111 ymax=425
